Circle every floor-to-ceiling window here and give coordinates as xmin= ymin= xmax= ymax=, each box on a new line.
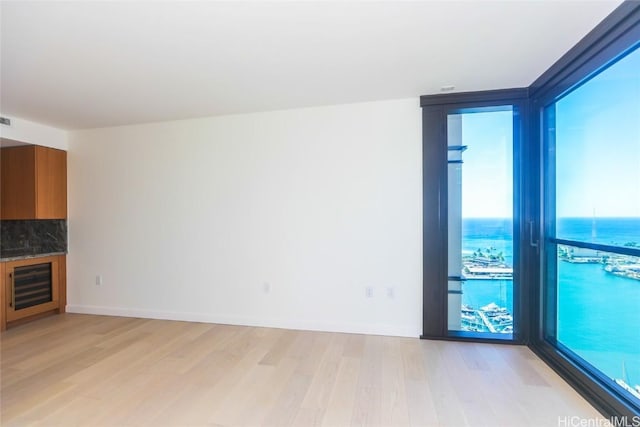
xmin=528 ymin=2 xmax=640 ymax=418
xmin=447 ymin=108 xmax=515 ymax=337
xmin=422 ymin=1 xmax=639 ymax=419
xmin=421 ymin=92 xmax=527 ymax=343
xmin=420 ymin=1 xmax=640 ymax=418
xmin=541 ymin=43 xmax=640 ymax=411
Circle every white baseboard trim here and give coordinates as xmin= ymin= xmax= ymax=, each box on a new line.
xmin=65 ymin=304 xmax=419 ymax=338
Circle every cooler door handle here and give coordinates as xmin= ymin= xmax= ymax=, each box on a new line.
xmin=9 ymin=272 xmax=14 ymax=308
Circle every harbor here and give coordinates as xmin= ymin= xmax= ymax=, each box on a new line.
xmin=457 ymin=246 xmax=514 ymax=333
xmin=461 ymin=302 xmax=513 ymax=333
xmin=461 ymin=218 xmax=640 ymax=403
xmin=558 ymin=245 xmax=640 ymax=281
xmin=462 ymin=246 xmax=513 ymax=280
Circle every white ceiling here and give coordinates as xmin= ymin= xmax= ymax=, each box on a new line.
xmin=0 ymin=0 xmax=623 ymax=130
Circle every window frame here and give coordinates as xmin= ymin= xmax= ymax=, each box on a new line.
xmin=420 ymin=89 xmax=530 ymax=345
xmin=529 ymin=2 xmax=640 ymax=418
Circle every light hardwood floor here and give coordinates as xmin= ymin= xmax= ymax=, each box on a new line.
xmin=1 ymin=314 xmax=604 ymax=426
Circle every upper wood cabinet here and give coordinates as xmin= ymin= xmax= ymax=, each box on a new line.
xmin=0 ymin=145 xmax=67 ymax=219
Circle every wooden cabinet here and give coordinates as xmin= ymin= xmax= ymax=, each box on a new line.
xmin=0 ymin=145 xmax=67 ymax=219
xmin=0 ymin=255 xmax=66 ymax=331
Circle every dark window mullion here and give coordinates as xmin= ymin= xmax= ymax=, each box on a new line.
xmin=549 ymin=238 xmax=640 ymax=258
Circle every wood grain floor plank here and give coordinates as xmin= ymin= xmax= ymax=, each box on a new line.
xmin=1 ymin=314 xmax=608 ymax=427
xmin=320 ymin=356 xmax=361 ymax=427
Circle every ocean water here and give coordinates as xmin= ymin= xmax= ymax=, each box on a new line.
xmin=461 ymin=218 xmax=514 ymax=313
xmin=557 ymin=217 xmax=640 ymax=246
xmin=461 ymin=217 xmax=640 ymax=389
xmin=558 ymin=261 xmax=640 ymax=390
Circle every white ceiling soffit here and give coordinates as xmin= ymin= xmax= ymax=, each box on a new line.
xmin=0 ymin=0 xmax=623 ymax=130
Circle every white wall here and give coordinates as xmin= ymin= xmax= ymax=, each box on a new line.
xmin=67 ymin=98 xmax=423 ymax=337
xmin=0 ymin=114 xmax=68 ymax=149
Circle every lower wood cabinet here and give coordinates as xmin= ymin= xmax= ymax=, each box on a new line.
xmin=0 ymin=255 xmax=66 ymax=331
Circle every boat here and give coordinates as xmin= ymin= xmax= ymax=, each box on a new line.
xmin=480 ymin=302 xmax=509 ymax=315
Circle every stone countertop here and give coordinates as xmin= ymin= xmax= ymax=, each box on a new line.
xmin=0 ymin=252 xmax=67 ymax=262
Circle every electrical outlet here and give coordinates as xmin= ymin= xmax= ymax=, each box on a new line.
xmin=95 ymin=275 xmax=103 ymax=286
xmin=365 ymin=286 xmax=373 ymax=298
xmin=263 ymin=282 xmax=271 ymax=293
xmin=386 ymin=287 xmax=395 ymax=299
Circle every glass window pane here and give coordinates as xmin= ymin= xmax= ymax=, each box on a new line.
xmin=447 ymin=108 xmax=514 ymax=336
xmin=557 ymin=246 xmax=640 ymax=403
xmin=551 ymin=45 xmax=640 ymax=405
xmin=555 ymin=48 xmax=640 ymax=247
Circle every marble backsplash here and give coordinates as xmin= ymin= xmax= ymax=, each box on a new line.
xmin=0 ymin=220 xmax=67 ymax=259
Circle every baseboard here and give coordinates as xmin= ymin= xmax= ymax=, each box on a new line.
xmin=65 ymin=304 xmax=419 ymax=338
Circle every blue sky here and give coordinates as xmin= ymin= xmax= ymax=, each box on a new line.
xmin=555 ymin=45 xmax=640 ymax=218
xmin=456 ymin=44 xmax=639 ymax=219
xmin=460 ymin=110 xmax=513 ymax=218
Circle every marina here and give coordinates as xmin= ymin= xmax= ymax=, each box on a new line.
xmin=558 ymin=245 xmax=640 ymax=281
xmin=462 ymin=218 xmax=640 ymax=402
xmin=462 ymin=246 xmax=513 ymax=280
xmin=460 ymin=302 xmax=513 ymax=333
xmin=457 ymin=246 xmax=514 ymax=333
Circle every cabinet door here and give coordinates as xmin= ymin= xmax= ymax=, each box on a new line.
xmin=0 ymin=262 xmax=5 ymax=331
xmin=0 ymin=146 xmax=36 ymax=219
xmin=35 ymin=146 xmax=67 ymax=219
xmin=58 ymin=255 xmax=66 ymax=313
xmin=0 ymin=145 xmax=67 ymax=220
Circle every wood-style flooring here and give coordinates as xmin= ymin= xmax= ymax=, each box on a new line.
xmin=1 ymin=314 xmax=604 ymax=426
